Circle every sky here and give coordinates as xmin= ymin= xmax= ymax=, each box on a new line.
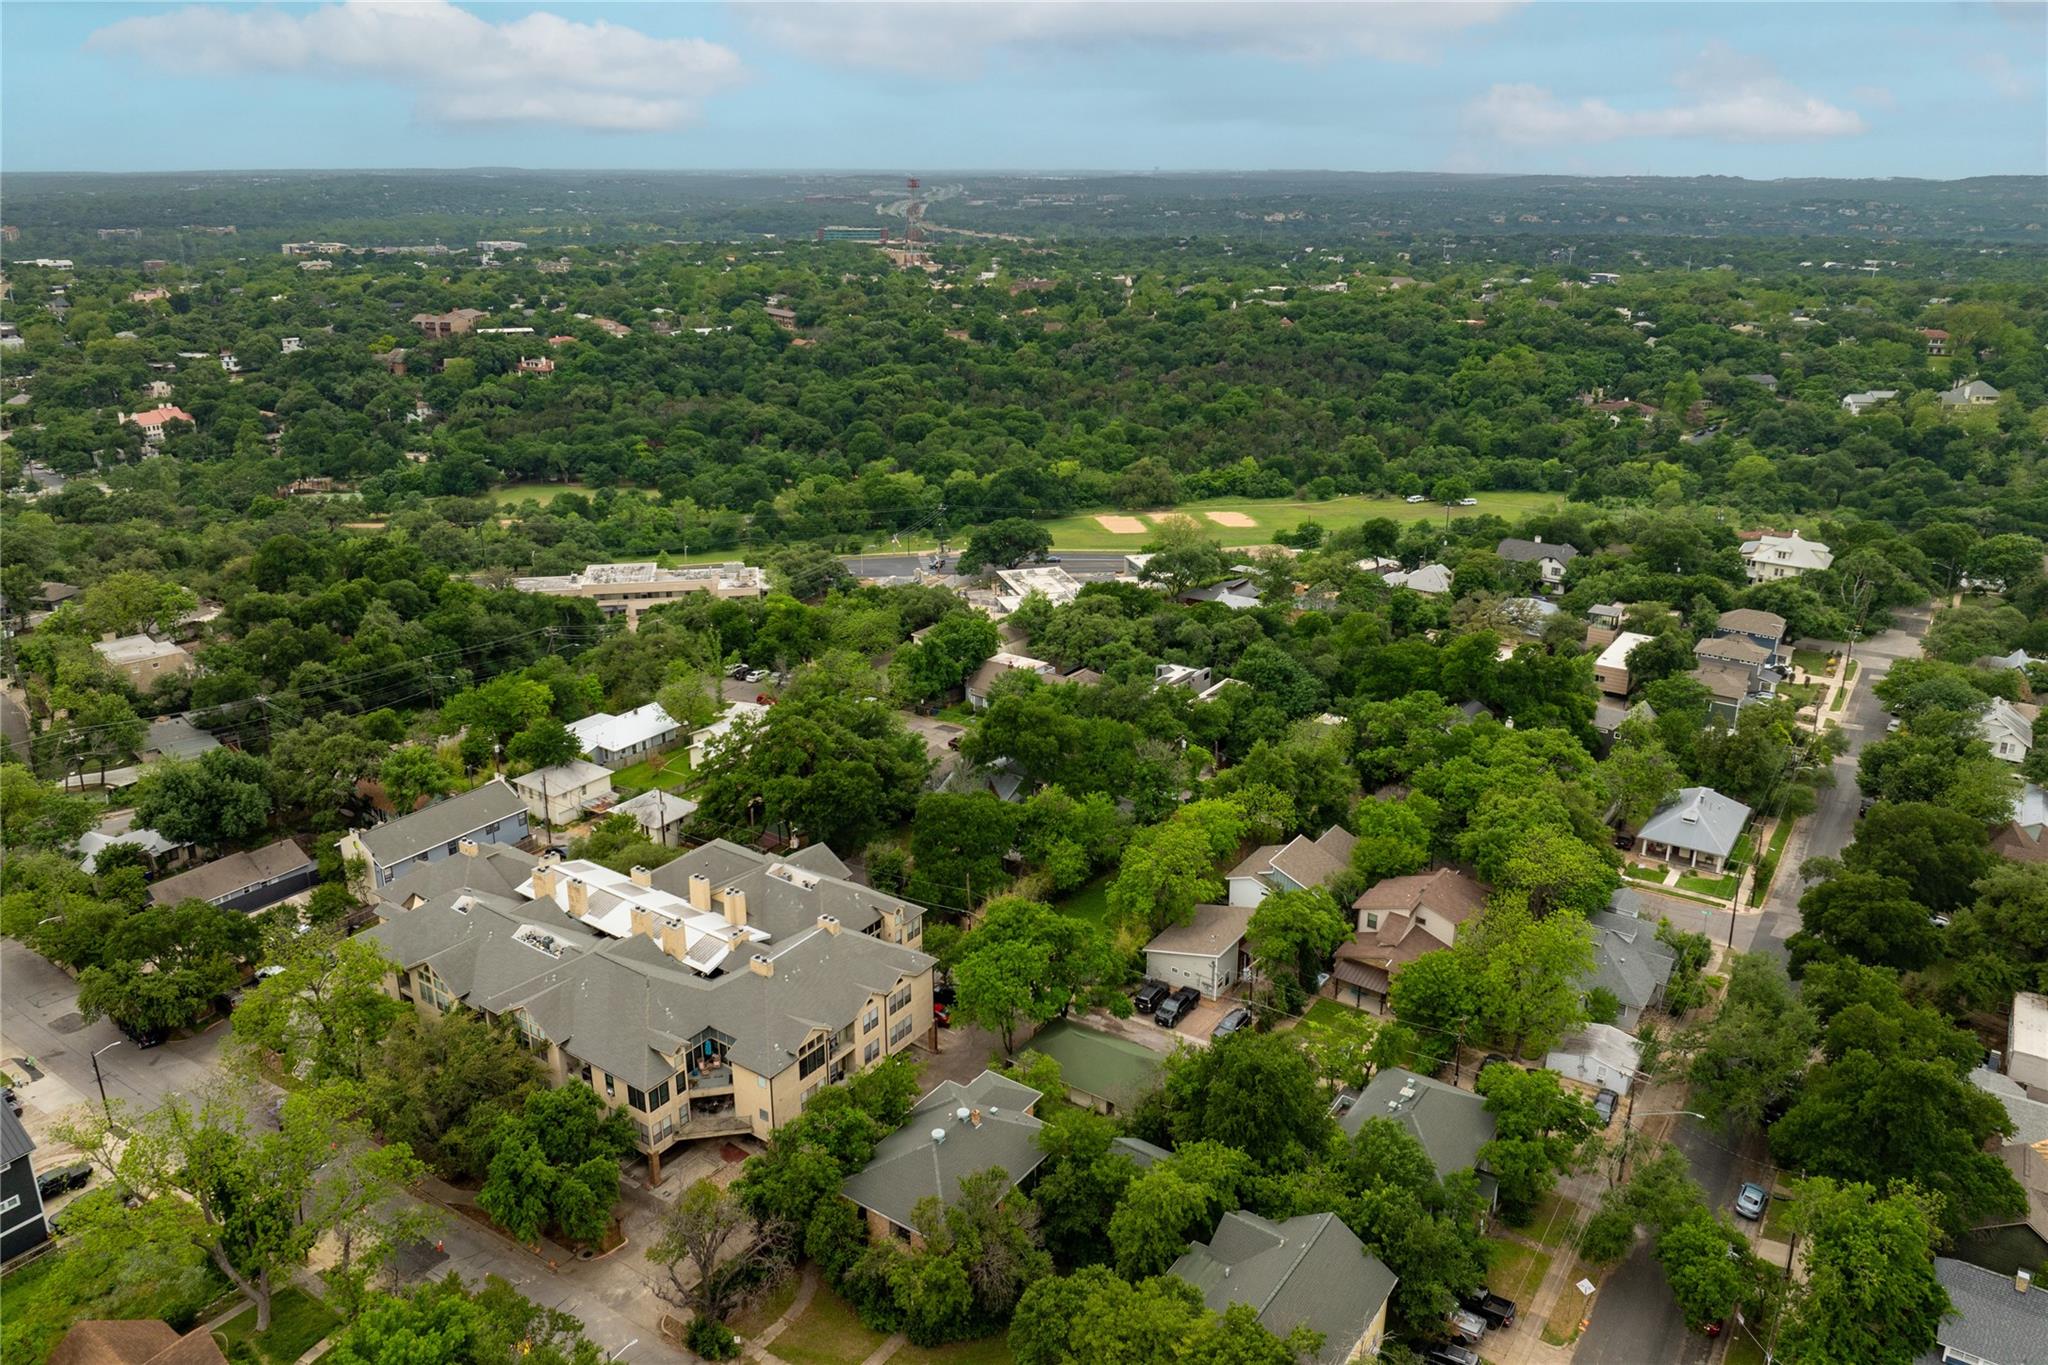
xmin=3 ymin=1 xmax=2043 ymax=178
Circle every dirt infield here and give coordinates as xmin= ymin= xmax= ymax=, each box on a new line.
xmin=1094 ymin=515 xmax=1148 ymax=534
xmin=1204 ymin=510 xmax=1258 ymax=528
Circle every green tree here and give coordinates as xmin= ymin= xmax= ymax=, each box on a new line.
xmin=1158 ymin=1034 xmax=1332 ymax=1171
xmin=132 ymin=748 xmax=274 ymax=849
xmin=958 ymin=518 xmax=1054 ymax=573
xmin=1774 ymin=1179 xmax=1950 ymax=1365
xmin=326 ymin=1273 xmax=604 ymax=1365
xmin=1030 ymin=1108 xmax=1138 ymax=1268
xmin=232 ymin=932 xmax=405 ymax=1084
xmin=0 ymin=764 xmax=99 ymax=851
xmin=1342 ymin=793 xmax=1435 ymax=890
xmin=647 ymin=1178 xmax=759 ymax=1323
xmin=368 ymin=1007 xmax=547 ymax=1180
xmin=1682 ymin=953 xmax=1813 ymax=1134
xmin=1655 ymin=1214 xmax=1752 ymax=1331
xmin=1788 ymin=869 xmax=1940 ymax=974
xmin=377 ymin=745 xmax=454 ymax=815
xmin=910 ymin=792 xmax=1020 ymax=907
xmin=1476 ymin=1064 xmax=1598 ymax=1219
xmin=507 ymin=716 xmax=583 ymax=771
xmin=1245 ymin=887 xmax=1350 ymax=1011
xmin=476 ymin=1084 xmax=635 ymax=1246
xmin=1107 ymin=800 xmax=1246 ymax=936
xmin=1461 ymin=902 xmax=1596 ymax=1054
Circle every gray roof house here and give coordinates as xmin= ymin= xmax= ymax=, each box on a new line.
xmin=615 ymin=789 xmax=699 ymax=847
xmin=379 ymin=839 xmax=537 ymax=911
xmin=1635 ymin=787 xmax=1752 ymax=873
xmin=2 ymin=1103 xmax=51 ymax=1262
xmin=1586 ymin=903 xmax=1679 ymax=1029
xmin=147 ymin=838 xmax=316 ymax=914
xmin=1939 ymin=378 xmax=2002 ymax=407
xmin=1225 ymin=826 xmax=1357 ymax=907
xmin=143 ymin=715 xmax=221 ymax=762
xmin=1495 ymin=537 xmax=1580 ymax=584
xmin=1339 ymin=1068 xmax=1497 ymax=1206
xmin=344 ymin=777 xmax=530 ymax=890
xmin=1145 ymin=903 xmax=1254 ymax=1000
xmin=1922 ymin=1257 xmax=2048 ymax=1364
xmin=1981 ymin=696 xmax=2040 ymax=765
xmin=648 ymin=839 xmax=924 ymax=946
xmin=841 ymin=1071 xmax=1045 ymax=1239
xmin=1170 ymin=1211 xmax=1399 ymax=1363
xmin=1383 ymin=563 xmax=1453 ymax=595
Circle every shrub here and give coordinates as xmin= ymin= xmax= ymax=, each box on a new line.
xmin=687 ymin=1316 xmax=741 ymax=1360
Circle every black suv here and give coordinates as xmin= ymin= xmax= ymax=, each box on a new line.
xmin=1133 ymin=980 xmax=1171 ymax=1014
xmin=1155 ymin=986 xmax=1201 ymax=1028
xmin=37 ymin=1161 xmax=92 ymax=1200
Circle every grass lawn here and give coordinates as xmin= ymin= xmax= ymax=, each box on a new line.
xmin=1510 ymin=1191 xmax=1584 ymax=1250
xmin=1676 ymin=869 xmax=1739 ymax=898
xmin=608 ymin=748 xmax=691 ymax=795
xmin=1726 ymin=1336 xmax=1769 ymax=1365
xmin=1749 ymin=818 xmax=1796 ymax=907
xmin=1761 ymin=1195 xmax=1797 ymax=1244
xmin=1486 ymin=1239 xmax=1553 ymax=1304
xmin=770 ymin=1286 xmax=891 ymax=1365
xmin=1541 ymin=1260 xmax=1603 ymax=1346
xmin=1057 ymin=875 xmax=1115 ymax=929
xmin=728 ymin=1273 xmax=802 ymax=1339
xmin=212 ymin=1287 xmax=340 ymax=1364
xmin=1291 ymin=997 xmax=1382 ymax=1064
xmin=1779 ymin=681 xmax=1822 ymax=709
xmin=1790 ymin=647 xmax=1837 ymax=678
xmin=892 ymin=1338 xmax=1017 ymax=1365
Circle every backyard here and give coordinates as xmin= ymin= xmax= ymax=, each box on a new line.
xmin=608 ymin=748 xmax=691 ymax=796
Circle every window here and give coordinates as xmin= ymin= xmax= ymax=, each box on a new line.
xmin=864 ymin=1040 xmax=880 ymax=1065
xmin=889 ymin=1016 xmax=913 ymax=1047
xmin=647 ymin=1080 xmax=671 ymax=1110
xmin=888 ymin=984 xmax=913 ymax=1014
xmin=1363 ymin=912 xmax=1378 ymax=931
xmin=863 ymin=1007 xmax=879 ymax=1034
xmin=0 ymin=1194 xmax=19 ymax=1215
xmin=603 ymin=1073 xmax=616 ymax=1099
xmin=801 ymin=1083 xmax=820 ymax=1108
xmin=628 ymin=1086 xmax=648 ymax=1112
xmin=797 ymin=1036 xmax=827 ymax=1080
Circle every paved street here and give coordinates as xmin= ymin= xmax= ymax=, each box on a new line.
xmin=1581 ymin=603 xmax=1932 ymax=1361
xmin=839 ymin=550 xmax=1131 ymax=580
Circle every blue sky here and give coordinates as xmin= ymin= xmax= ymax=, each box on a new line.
xmin=4 ymin=2 xmax=2042 ymax=177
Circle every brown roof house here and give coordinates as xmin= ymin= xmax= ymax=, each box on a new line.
xmin=1331 ymin=869 xmax=1488 ymax=1013
xmin=1994 ymin=784 xmax=2048 ymax=865
xmin=48 ymin=1321 xmax=227 ymax=1365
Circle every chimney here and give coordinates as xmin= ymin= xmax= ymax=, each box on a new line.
xmin=458 ymin=839 xmax=479 ymax=858
xmin=531 ymin=864 xmax=558 ymax=899
xmin=723 ymin=887 xmax=747 ymax=928
xmin=970 ymin=1108 xmax=982 ymax=1128
xmin=629 ymin=864 xmax=652 ymax=888
xmin=687 ymin=873 xmax=711 ymax=911
xmin=101 ymin=631 xmax=117 ymax=643
xmin=1533 ymin=535 xmax=1543 ymax=544
xmin=2019 ymin=1268 xmax=2034 ymax=1294
xmin=748 ymin=952 xmax=773 ymax=978
xmin=566 ymin=877 xmax=589 ymax=919
xmin=817 ymin=914 xmax=840 ymax=936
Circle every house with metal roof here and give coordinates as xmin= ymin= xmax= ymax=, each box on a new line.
xmin=1383 ymin=563 xmax=1453 ymax=596
xmin=841 ymin=1071 xmax=1044 ymax=1243
xmin=143 ymin=715 xmax=221 ymax=763
xmin=566 ymin=702 xmax=680 ymax=769
xmin=1225 ymin=826 xmax=1358 ymax=907
xmin=2 ymin=1104 xmax=50 ymax=1262
xmin=1741 ymin=530 xmax=1833 ymax=582
xmin=1981 ymin=696 xmax=2039 ymax=765
xmin=368 ymin=865 xmax=935 ymax=1182
xmin=147 ymin=838 xmax=316 ymax=913
xmin=1635 ymin=787 xmax=1751 ymax=873
xmin=1495 ymin=537 xmax=1579 ymax=585
xmin=1144 ymin=903 xmax=1255 ymax=999
xmin=1545 ymin=1024 xmax=1645 ymax=1095
xmin=1338 ymin=1068 xmax=1498 ymax=1206
xmin=1925 ymin=1257 xmax=2048 ymax=1365
xmin=1170 ymin=1211 xmax=1398 ymax=1363
xmin=342 ymin=777 xmax=530 ymax=890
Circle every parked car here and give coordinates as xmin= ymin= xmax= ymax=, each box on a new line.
xmin=1458 ymin=497 xmax=1480 ymax=506
xmin=118 ymin=1021 xmax=167 ymax=1049
xmin=932 ymin=1002 xmax=951 ymax=1028
xmin=1460 ymin=1290 xmax=1518 ymax=1329
xmin=1155 ymin=987 xmax=1201 ymax=1029
xmin=933 ymin=982 xmax=956 ymax=1007
xmin=1612 ymin=830 xmax=1636 ymax=850
xmin=1423 ymin=1345 xmax=1480 ymax=1365
xmin=743 ymin=668 xmax=769 ymax=684
xmin=36 ymin=1161 xmax=92 ymax=1200
xmin=1593 ymin=1088 xmax=1619 ymax=1127
xmin=1405 ymin=494 xmax=1428 ymax=504
xmin=727 ymin=664 xmax=749 ymax=680
xmin=3 ymin=1087 xmax=20 ymax=1116
xmin=1447 ymin=1308 xmax=1487 ymax=1343
xmin=1735 ymin=1182 xmax=1769 ymax=1220
xmin=1211 ymin=1006 xmax=1254 ymax=1040
xmin=1928 ymin=912 xmax=1952 ymax=929
xmin=1133 ymin=980 xmax=1171 ymax=1014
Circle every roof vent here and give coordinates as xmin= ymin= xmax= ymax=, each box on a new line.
xmin=2019 ymin=1268 xmax=2034 ymax=1294
xmin=956 ymin=1106 xmax=971 ymax=1122
xmin=931 ymin=1127 xmax=947 ymax=1145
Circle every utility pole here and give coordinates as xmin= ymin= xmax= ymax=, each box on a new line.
xmin=90 ymin=1039 xmax=123 ymax=1126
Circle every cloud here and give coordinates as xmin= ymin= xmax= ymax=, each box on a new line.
xmin=1970 ymin=52 xmax=2038 ymax=101
xmin=739 ymin=0 xmax=1518 ymax=73
xmin=1466 ymin=43 xmax=1866 ymax=145
xmin=86 ymin=1 xmax=744 ymax=132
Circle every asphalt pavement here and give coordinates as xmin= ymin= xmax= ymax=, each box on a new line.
xmin=839 ymin=551 xmax=1131 ymax=580
xmin=1579 ymin=604 xmax=1931 ymax=1363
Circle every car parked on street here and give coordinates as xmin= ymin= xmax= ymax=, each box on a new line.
xmin=1735 ymin=1182 xmax=1769 ymax=1220
xmin=1423 ymin=1344 xmax=1480 ymax=1365
xmin=1155 ymin=986 xmax=1200 ymax=1028
xmin=1211 ymin=1006 xmax=1254 ymax=1040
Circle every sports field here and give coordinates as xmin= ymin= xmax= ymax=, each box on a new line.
xmin=1029 ymin=491 xmax=1567 ymax=549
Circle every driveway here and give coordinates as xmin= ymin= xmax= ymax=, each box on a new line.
xmin=899 ymin=711 xmax=967 ymax=764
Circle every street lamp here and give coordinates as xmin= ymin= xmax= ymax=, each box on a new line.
xmin=605 ymin=1340 xmax=637 ymax=1363
xmin=90 ymin=1039 xmax=123 ymax=1126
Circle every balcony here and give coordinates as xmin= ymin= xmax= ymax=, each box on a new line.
xmin=675 ymin=1098 xmax=750 ymax=1140
xmin=684 ymin=1063 xmax=733 ymax=1092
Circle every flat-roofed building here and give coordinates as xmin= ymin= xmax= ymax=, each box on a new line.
xmin=511 ymin=562 xmax=768 ymax=628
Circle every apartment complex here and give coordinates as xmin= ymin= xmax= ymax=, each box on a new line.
xmin=368 ymin=846 xmax=935 ymax=1181
xmin=341 ymin=777 xmax=531 ymax=890
xmin=511 ymin=562 xmax=768 ymax=629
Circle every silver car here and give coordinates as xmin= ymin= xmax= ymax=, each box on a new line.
xmin=1735 ymin=1182 xmax=1769 ymax=1220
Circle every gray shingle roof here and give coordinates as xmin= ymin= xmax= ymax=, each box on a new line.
xmin=1146 ymin=903 xmax=1254 ymax=959
xmin=145 ymin=715 xmax=220 ymax=761
xmin=647 ymin=839 xmax=914 ymax=941
xmin=1695 ymin=635 xmax=1771 ymax=667
xmin=1267 ymin=827 xmax=1358 ymax=892
xmin=1637 ymin=787 xmax=1751 ymax=859
xmin=840 ymin=1072 xmax=1046 ymax=1231
xmin=380 ymin=843 xmax=536 ymax=908
xmin=1113 ymin=1135 xmax=1173 ymax=1169
xmin=1170 ymin=1211 xmax=1397 ymax=1364
xmin=1714 ymin=608 xmax=1787 ymax=641
xmin=356 ymin=779 xmax=528 ymax=867
xmin=1339 ymin=1068 xmax=1495 ymax=1180
xmin=147 ymin=838 xmax=313 ymax=907
xmin=1930 ymin=1257 xmax=2048 ymax=1364
xmin=1586 ymin=908 xmax=1679 ymax=1011
xmin=1496 ymin=538 xmax=1580 ymax=566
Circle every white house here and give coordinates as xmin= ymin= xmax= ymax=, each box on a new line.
xmin=687 ymin=701 xmax=769 ymax=769
xmin=1594 ymin=631 xmax=1655 ymax=696
xmin=1636 ymin=787 xmax=1752 ymax=873
xmin=1144 ymin=903 xmax=1253 ymax=998
xmin=1545 ymin=1025 xmax=1644 ymax=1095
xmin=1495 ymin=537 xmax=1580 ymax=585
xmin=614 ymin=789 xmax=698 ymax=847
xmin=1382 ymin=563 xmax=1453 ymax=595
xmin=567 ymin=702 xmax=680 ymax=769
xmin=510 ymin=759 xmax=616 ymax=828
xmin=1982 ymin=696 xmax=2040 ymax=765
xmin=1840 ymin=389 xmax=1898 ymax=416
xmin=1225 ymin=827 xmax=1358 ymax=908
xmin=964 ymin=652 xmax=1055 ymax=709
xmin=1939 ymin=378 xmax=2001 ymax=408
xmin=1741 ymin=530 xmax=1834 ymax=583
xmin=2010 ymin=992 xmax=2048 ymax=1098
